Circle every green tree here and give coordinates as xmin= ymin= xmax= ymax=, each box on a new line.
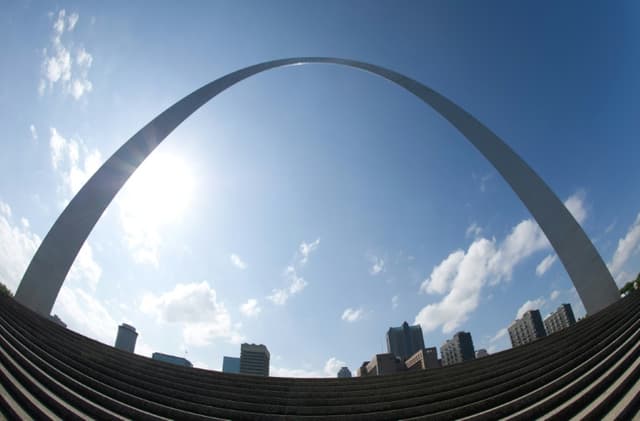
xmin=0 ymin=281 xmax=13 ymax=297
xmin=620 ymin=273 xmax=639 ymax=295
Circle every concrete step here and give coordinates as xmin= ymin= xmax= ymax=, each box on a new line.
xmin=1 ymin=293 xmax=639 ymax=419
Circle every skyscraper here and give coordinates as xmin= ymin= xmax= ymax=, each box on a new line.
xmin=240 ymin=343 xmax=270 ymax=376
xmin=440 ymin=332 xmax=475 ymax=366
xmin=222 ymin=356 xmax=241 ymax=374
xmin=386 ymin=321 xmax=425 ymax=361
xmin=337 ymin=367 xmax=352 ymax=378
xmin=508 ymin=309 xmax=547 ymax=347
xmin=114 ymin=323 xmax=137 ymax=353
xmin=544 ymin=304 xmax=576 ymax=335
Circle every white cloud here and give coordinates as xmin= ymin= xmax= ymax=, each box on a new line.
xmin=0 ymin=203 xmax=11 ymax=218
xmin=29 ymin=124 xmax=38 ymax=141
xmin=490 ymin=193 xmax=584 ymax=282
xmin=288 ymin=268 xmax=308 ymax=294
xmin=53 ymin=10 xmax=66 ymax=37
xmin=324 ymin=357 xmax=347 ymax=377
xmin=490 ymin=327 xmax=508 ymax=343
xmin=76 ymin=47 xmax=92 ymax=67
xmin=182 ymin=323 xmax=244 ymax=347
xmin=488 ymin=218 xmax=550 ymax=282
xmin=415 ymin=192 xmax=587 ymax=334
xmin=516 ymin=297 xmax=546 ymax=319
xmin=266 ymin=288 xmax=289 ymax=305
xmin=140 ymin=281 xmax=243 ymax=347
xmin=271 ymin=357 xmax=346 ymax=378
xmin=134 ymin=336 xmax=154 ymax=358
xmin=193 ymin=361 xmax=210 ymax=370
xmin=67 ymin=242 xmax=102 ymax=291
xmin=608 ymin=212 xmax=640 ymax=285
xmin=67 ymin=12 xmax=79 ymax=31
xmin=369 ymin=256 xmax=384 ymax=275
xmin=299 ymin=238 xmax=320 ymax=265
xmin=240 ymin=299 xmax=261 ymax=317
xmin=48 ymin=128 xmax=102 ymax=198
xmin=341 ymin=307 xmax=364 ymax=322
xmin=267 ymin=239 xmax=319 ymax=305
xmin=391 ymin=295 xmax=399 ymax=309
xmin=118 ymin=216 xmax=160 ymax=266
xmin=0 ymin=199 xmax=100 ymax=294
xmin=0 ymin=202 xmax=41 ymax=293
xmin=230 ymin=253 xmax=247 ymax=270
xmin=466 ymin=222 xmax=483 ymax=238
xmin=564 ymin=191 xmax=587 ymax=224
xmin=415 ymin=238 xmax=494 ymax=333
xmin=271 ymin=366 xmax=322 ymax=378
xmin=535 ymin=254 xmax=557 ymax=277
xmin=52 ymin=286 xmax=118 ymax=345
xmin=485 ymin=325 xmax=512 ymax=354
xmin=70 ymin=77 xmax=93 ymax=100
xmin=267 ymin=265 xmax=308 ymax=305
xmin=44 ymin=46 xmax=71 ymax=83
xmin=550 ymin=290 xmax=561 ymax=301
xmin=420 ymin=250 xmax=465 ymax=295
xmin=40 ymin=9 xmax=92 ymax=99
xmin=49 ymin=127 xmax=66 ymax=169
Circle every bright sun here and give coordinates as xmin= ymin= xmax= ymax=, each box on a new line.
xmin=120 ymin=152 xmax=196 ymax=225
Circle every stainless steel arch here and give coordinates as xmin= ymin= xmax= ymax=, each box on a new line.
xmin=16 ymin=57 xmax=620 ymax=316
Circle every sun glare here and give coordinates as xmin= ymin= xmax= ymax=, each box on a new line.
xmin=120 ymin=152 xmax=196 ymax=224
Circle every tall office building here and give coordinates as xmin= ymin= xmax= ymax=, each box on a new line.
xmin=386 ymin=321 xmax=425 ymax=361
xmin=240 ymin=343 xmax=270 ymax=376
xmin=440 ymin=332 xmax=475 ymax=366
xmin=152 ymin=352 xmax=192 ymax=367
xmin=508 ymin=309 xmax=547 ymax=348
xmin=544 ymin=304 xmax=576 ymax=335
xmin=222 ymin=356 xmax=241 ymax=374
xmin=114 ymin=323 xmax=137 ymax=353
xmin=337 ymin=367 xmax=352 ymax=378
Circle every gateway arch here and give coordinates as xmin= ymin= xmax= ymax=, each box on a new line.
xmin=15 ymin=57 xmax=620 ymax=317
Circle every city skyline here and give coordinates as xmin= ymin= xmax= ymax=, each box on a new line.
xmin=0 ymin=1 xmax=639 ymax=377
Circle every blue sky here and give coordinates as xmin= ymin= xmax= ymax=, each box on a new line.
xmin=1 ymin=1 xmax=639 ymax=376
